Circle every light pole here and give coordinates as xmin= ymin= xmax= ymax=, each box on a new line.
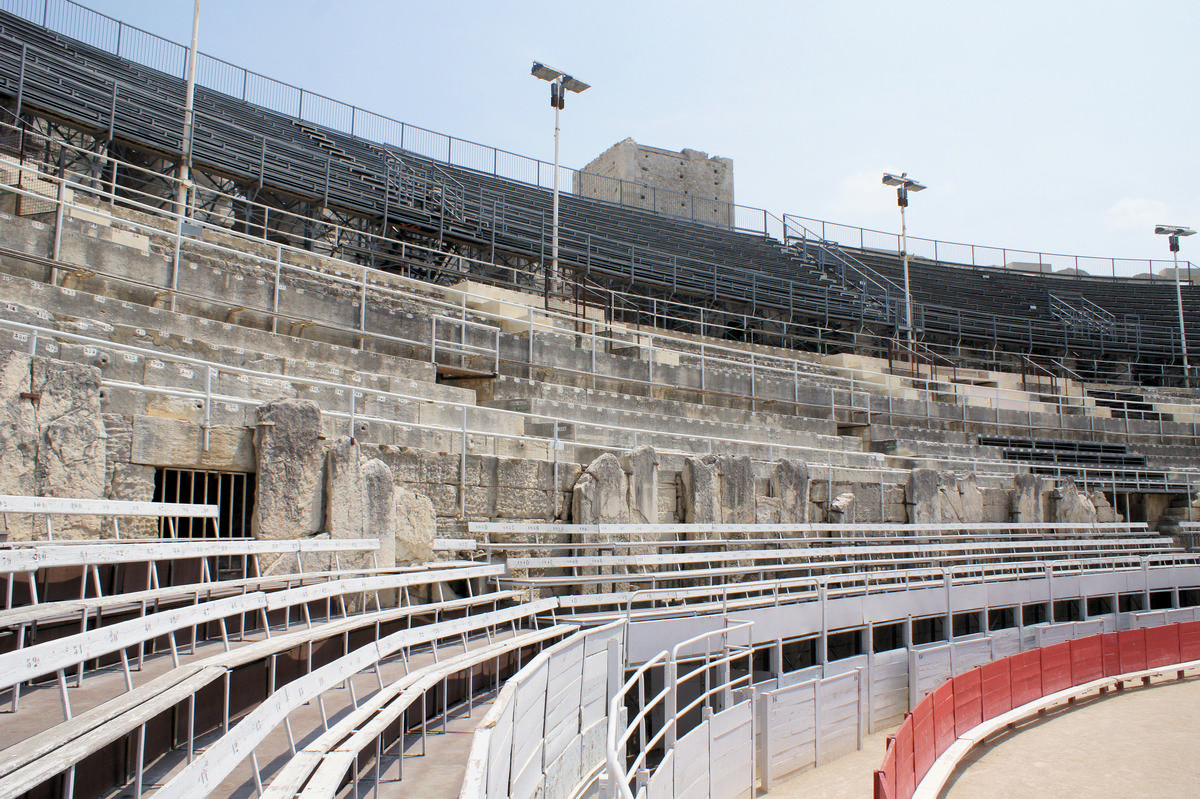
xmin=1155 ymin=224 xmax=1196 ymax=388
xmin=882 ymin=172 xmax=926 ymax=350
xmin=531 ymin=62 xmax=589 ymax=298
xmin=175 ymin=0 xmax=200 ymax=219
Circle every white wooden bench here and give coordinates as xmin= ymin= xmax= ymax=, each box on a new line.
xmin=153 ymin=599 xmax=560 ymax=799
xmin=260 ymin=624 xmax=578 ymax=798
xmin=0 ymin=588 xmax=534 ymax=799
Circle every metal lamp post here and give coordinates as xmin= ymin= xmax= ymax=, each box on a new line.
xmin=176 ymin=0 xmax=200 ymax=219
xmin=531 ymin=62 xmax=589 ymax=298
xmin=882 ymin=172 xmax=926 ymax=349
xmin=1155 ymin=224 xmax=1196 ymax=388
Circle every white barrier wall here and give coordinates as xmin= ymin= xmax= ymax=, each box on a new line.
xmin=757 ymin=670 xmax=862 ymax=789
xmin=460 ymin=622 xmax=624 ymax=799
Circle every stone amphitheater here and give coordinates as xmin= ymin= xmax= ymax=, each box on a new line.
xmin=1 ymin=4 xmax=1200 ymax=799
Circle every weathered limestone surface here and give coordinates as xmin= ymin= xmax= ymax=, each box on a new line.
xmin=1052 ymin=478 xmax=1097 ymax=524
xmin=33 ymin=359 xmax=106 ymax=503
xmin=130 ymin=415 xmax=254 ymax=471
xmin=621 ymin=445 xmax=658 ymax=524
xmin=572 ymin=452 xmax=629 ymax=524
xmin=325 ymin=436 xmax=368 ymax=570
xmin=1089 ymin=491 xmax=1119 ymax=524
xmin=253 ymin=399 xmax=324 ymax=561
xmin=1011 ymin=474 xmax=1045 ymax=523
xmin=908 ymin=469 xmax=985 ymax=524
xmin=941 ymin=473 xmax=984 ymax=523
xmin=829 ymin=492 xmax=856 ymax=524
xmin=718 ymin=455 xmax=756 ymax=526
xmin=907 ymin=469 xmax=941 ymax=524
xmin=363 ymin=459 xmax=397 ymax=569
xmin=772 ymin=460 xmax=810 ymax=524
xmin=0 ymin=352 xmax=39 ymax=520
xmin=394 ymin=484 xmax=435 ymax=564
xmin=682 ymin=455 xmax=719 ymax=526
xmin=0 ymin=354 xmax=106 ymax=538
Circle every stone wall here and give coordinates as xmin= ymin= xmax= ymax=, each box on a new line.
xmin=574 ymin=138 xmax=734 ymax=227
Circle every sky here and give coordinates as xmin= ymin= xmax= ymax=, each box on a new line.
xmin=62 ymin=1 xmax=1200 ymax=276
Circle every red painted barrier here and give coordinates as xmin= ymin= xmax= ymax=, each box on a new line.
xmin=980 ymin=658 xmax=1011 ymax=721
xmin=911 ymin=695 xmax=936 ymax=783
xmin=1146 ymin=624 xmax=1180 ymax=668
xmin=877 ymin=736 xmax=897 ymax=799
xmin=1041 ymin=641 xmax=1073 ymax=695
xmin=1101 ymin=631 xmax=1122 ymax=677
xmin=1180 ymin=621 xmax=1200 ymax=661
xmin=932 ymin=681 xmax=956 ymax=756
xmin=872 ymin=622 xmax=1199 ymax=799
xmin=1069 ymin=634 xmax=1104 ymax=685
xmin=1118 ymin=628 xmax=1148 ymax=673
xmin=1009 ymin=649 xmax=1042 ymax=707
xmin=952 ymin=668 xmax=982 ymax=736
xmin=896 ymin=714 xmax=916 ymax=799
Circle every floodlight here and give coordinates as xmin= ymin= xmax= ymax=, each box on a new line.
xmin=530 ymin=62 xmax=592 ymax=297
xmin=531 ymin=62 xmax=562 ymax=82
xmin=882 ymin=171 xmax=928 ymax=349
xmin=561 ymin=76 xmax=590 ymax=94
xmin=1155 ymin=225 xmax=1196 ymax=238
xmin=882 ymin=172 xmax=926 ymax=191
xmin=1154 ymin=224 xmax=1196 ymax=387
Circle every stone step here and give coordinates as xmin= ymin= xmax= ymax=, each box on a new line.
xmin=500 ymin=396 xmax=858 ymax=454
xmin=469 ymin=374 xmax=843 ymax=438
xmin=0 ymin=283 xmax=478 ymax=410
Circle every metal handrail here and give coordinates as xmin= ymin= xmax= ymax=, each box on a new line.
xmin=1 ymin=0 xmax=1193 ymax=280
xmin=4 ymin=152 xmax=1200 ymax=481
xmin=606 ymin=621 xmax=755 ymax=799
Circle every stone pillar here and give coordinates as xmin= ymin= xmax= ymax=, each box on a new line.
xmin=621 ymin=445 xmax=658 ymax=524
xmin=325 ymin=436 xmax=367 ymax=571
xmin=682 ymin=455 xmax=719 ymax=526
xmin=1011 ymin=474 xmax=1045 ymax=523
xmin=572 ymin=452 xmax=629 ymax=524
xmin=253 ymin=398 xmax=324 ymax=573
xmin=772 ymin=459 xmax=810 ymax=524
xmin=395 ymin=484 xmax=435 ymax=564
xmin=0 ymin=352 xmax=39 ymax=539
xmin=363 ymin=458 xmax=397 ymax=569
xmin=717 ymin=454 xmax=756 ymax=526
xmin=907 ymin=469 xmax=941 ymax=524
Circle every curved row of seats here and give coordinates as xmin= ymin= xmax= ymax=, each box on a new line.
xmin=0 ymin=8 xmax=1196 ymax=369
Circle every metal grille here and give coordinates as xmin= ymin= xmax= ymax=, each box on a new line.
xmin=153 ymin=468 xmax=256 ymax=579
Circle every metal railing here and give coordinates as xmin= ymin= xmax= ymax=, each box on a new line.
xmin=1 ymin=147 xmax=1199 ymax=498
xmin=0 ymin=0 xmax=1194 ymax=281
xmin=606 ymin=621 xmax=755 ymax=799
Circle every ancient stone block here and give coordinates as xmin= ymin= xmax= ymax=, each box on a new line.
xmin=682 ymin=455 xmax=719 ymax=525
xmin=829 ymin=492 xmax=856 ymax=524
xmin=1052 ymin=478 xmax=1097 ymax=524
xmin=395 ymin=484 xmax=435 ymax=564
xmin=907 ymin=469 xmax=941 ymax=524
xmin=362 ymin=458 xmax=396 ymax=569
xmin=1089 ymin=490 xmax=1119 ymax=523
xmin=717 ymin=454 xmax=755 ymax=525
xmin=325 ymin=436 xmax=370 ymax=571
xmin=1011 ymin=474 xmax=1045 ymax=523
xmin=772 ymin=459 xmax=810 ymax=524
xmin=572 ymin=453 xmax=629 ymax=524
xmin=253 ymin=399 xmax=324 ymax=564
xmin=621 ymin=445 xmax=658 ymax=524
